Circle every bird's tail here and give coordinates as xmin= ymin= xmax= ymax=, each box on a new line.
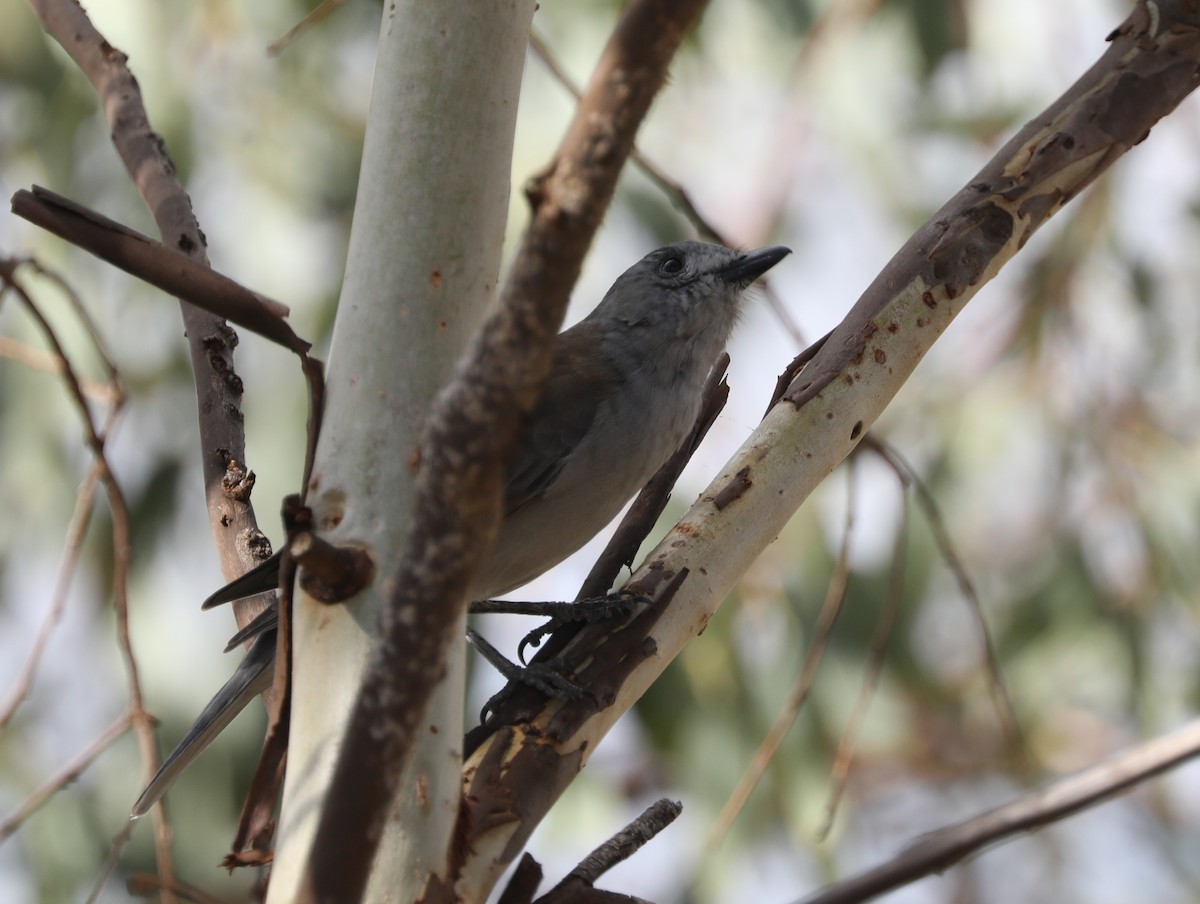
xmin=130 ymin=630 xmax=276 ymax=818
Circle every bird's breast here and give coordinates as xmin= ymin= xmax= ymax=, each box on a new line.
xmin=476 ymin=360 xmax=705 ymax=598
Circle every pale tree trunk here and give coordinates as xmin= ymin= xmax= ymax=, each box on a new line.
xmin=265 ymin=2 xmax=537 ymax=900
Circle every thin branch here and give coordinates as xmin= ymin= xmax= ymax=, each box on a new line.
xmin=268 ymin=0 xmax=347 ymax=56
xmin=506 ymin=0 xmax=711 ymax=338
xmin=0 ymin=257 xmax=175 ymax=894
xmin=865 ymin=437 xmax=1028 ymax=765
xmin=817 ymin=485 xmax=908 ymax=840
xmin=0 ymin=461 xmax=102 ymax=735
xmin=0 ymin=712 xmax=134 ymax=841
xmin=564 ymin=799 xmax=683 ymax=886
xmin=0 ymin=336 xmax=118 ymax=403
xmin=705 ymin=462 xmax=858 ymax=854
xmin=535 ymin=800 xmax=681 ymax=904
xmin=798 ymin=719 xmax=1200 ymax=904
xmin=0 ymin=259 xmax=126 ymax=735
xmin=28 ymin=255 xmax=122 ymax=385
xmin=579 ymin=353 xmax=730 ymax=599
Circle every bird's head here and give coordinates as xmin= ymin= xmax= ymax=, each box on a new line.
xmin=592 ymin=241 xmax=791 ymax=351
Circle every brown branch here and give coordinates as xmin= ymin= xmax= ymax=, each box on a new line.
xmin=561 ymin=799 xmax=682 ymax=887
xmin=25 ymin=0 xmax=269 ymax=636
xmin=512 ymin=0 xmax=712 ymax=330
xmin=799 ymin=719 xmax=1200 ymax=904
xmin=268 ymin=0 xmax=347 ymax=55
xmin=0 ymin=336 xmax=119 ymax=403
xmin=0 ymin=260 xmax=126 ymax=737
xmin=578 ymin=352 xmax=731 ymax=600
xmin=10 ymin=187 xmax=304 ymax=351
xmin=534 ymin=800 xmax=683 ymax=904
xmin=766 ymin=330 xmax=832 ymax=417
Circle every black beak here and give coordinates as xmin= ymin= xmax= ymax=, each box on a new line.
xmin=720 ymin=245 xmax=792 ymax=284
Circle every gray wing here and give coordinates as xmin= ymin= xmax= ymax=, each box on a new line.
xmin=504 ymin=329 xmax=623 ymax=515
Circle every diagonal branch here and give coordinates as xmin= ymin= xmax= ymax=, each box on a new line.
xmin=536 ymin=799 xmax=683 ymax=903
xmin=10 ymin=188 xmax=303 ymax=351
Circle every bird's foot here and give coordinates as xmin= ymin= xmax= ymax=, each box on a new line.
xmin=468 ymin=628 xmax=586 ymax=721
xmin=514 ymin=592 xmax=648 ymax=664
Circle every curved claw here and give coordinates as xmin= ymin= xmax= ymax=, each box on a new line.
xmin=479 ymin=662 xmax=586 ymax=723
xmin=516 ymin=592 xmax=648 ymax=664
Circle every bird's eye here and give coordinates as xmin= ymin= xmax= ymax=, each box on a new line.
xmin=659 ymin=256 xmax=684 ymax=276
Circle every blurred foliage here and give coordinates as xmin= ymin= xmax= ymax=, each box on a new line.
xmin=2 ymin=0 xmax=1200 ymax=903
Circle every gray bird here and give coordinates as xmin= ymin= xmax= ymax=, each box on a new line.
xmin=132 ymin=240 xmax=790 ymax=817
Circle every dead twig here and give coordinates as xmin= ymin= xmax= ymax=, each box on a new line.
xmin=0 ymin=259 xmax=125 ymax=735
xmin=10 ymin=188 xmax=302 ymax=351
xmin=536 ymin=799 xmax=682 ymax=904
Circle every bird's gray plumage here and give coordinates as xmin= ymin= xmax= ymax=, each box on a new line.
xmin=131 ymin=241 xmax=790 ymax=818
